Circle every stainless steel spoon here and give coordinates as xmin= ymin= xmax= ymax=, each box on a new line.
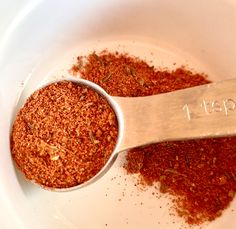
xmin=14 ymin=77 xmax=236 ymax=191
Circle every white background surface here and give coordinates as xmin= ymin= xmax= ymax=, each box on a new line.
xmin=0 ymin=0 xmax=29 ymax=38
xmin=0 ymin=1 xmax=29 ymax=228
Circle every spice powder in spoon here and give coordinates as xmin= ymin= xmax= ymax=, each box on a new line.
xmin=11 ymin=81 xmax=118 ymax=189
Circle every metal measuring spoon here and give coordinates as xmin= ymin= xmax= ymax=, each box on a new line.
xmin=13 ymin=78 xmax=236 ymax=191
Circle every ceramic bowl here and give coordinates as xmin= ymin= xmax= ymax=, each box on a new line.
xmin=0 ymin=0 xmax=236 ymax=228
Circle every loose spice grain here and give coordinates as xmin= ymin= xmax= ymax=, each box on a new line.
xmin=71 ymin=50 xmax=236 ymax=225
xmin=11 ymin=81 xmax=118 ymax=188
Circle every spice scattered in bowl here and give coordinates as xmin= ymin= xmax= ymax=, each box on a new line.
xmin=71 ymin=50 xmax=236 ymax=225
xmin=11 ymin=81 xmax=118 ymax=189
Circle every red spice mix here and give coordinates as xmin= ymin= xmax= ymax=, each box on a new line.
xmin=71 ymin=51 xmax=236 ymax=225
xmin=11 ymin=81 xmax=118 ymax=188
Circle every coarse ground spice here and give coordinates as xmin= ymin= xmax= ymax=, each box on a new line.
xmin=11 ymin=81 xmax=118 ymax=188
xmin=71 ymin=50 xmax=236 ymax=225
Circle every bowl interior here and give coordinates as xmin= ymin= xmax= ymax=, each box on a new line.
xmin=0 ymin=0 xmax=236 ymax=228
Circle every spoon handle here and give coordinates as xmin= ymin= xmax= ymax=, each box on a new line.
xmin=114 ymin=79 xmax=236 ymax=152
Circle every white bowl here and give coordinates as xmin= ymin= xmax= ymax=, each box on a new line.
xmin=0 ymin=0 xmax=236 ymax=228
